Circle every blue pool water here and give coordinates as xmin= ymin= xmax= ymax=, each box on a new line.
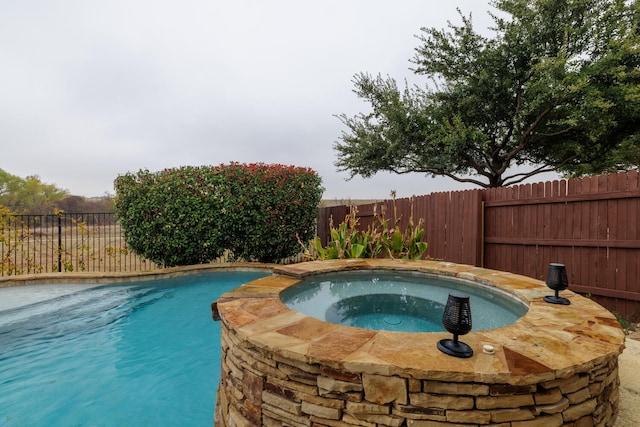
xmin=281 ymin=271 xmax=528 ymax=332
xmin=0 ymin=271 xmax=268 ymax=427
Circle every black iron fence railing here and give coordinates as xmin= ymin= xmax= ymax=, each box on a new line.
xmin=1 ymin=212 xmax=159 ymax=276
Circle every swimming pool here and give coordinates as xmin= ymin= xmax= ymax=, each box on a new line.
xmin=0 ymin=271 xmax=268 ymax=427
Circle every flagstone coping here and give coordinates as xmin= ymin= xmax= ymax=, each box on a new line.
xmin=0 ymin=262 xmax=274 ymax=288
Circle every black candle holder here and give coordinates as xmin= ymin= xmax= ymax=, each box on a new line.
xmin=544 ymin=263 xmax=570 ymax=305
xmin=437 ymin=293 xmax=473 ymax=358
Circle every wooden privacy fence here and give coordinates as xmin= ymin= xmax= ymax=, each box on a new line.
xmin=484 ymin=171 xmax=640 ymax=321
xmin=317 ymin=171 xmax=640 ymax=320
xmin=318 ymin=191 xmax=483 ymax=266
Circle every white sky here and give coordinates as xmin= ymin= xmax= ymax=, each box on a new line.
xmin=1 ymin=0 xmax=536 ymax=200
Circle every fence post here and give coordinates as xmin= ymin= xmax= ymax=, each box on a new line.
xmin=57 ymin=214 xmax=62 ymax=273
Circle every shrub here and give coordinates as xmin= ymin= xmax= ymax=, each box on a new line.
xmin=114 ymin=163 xmax=323 ymax=266
xmin=0 ymin=206 xmax=37 ymax=275
xmin=219 ymin=163 xmax=323 ymax=263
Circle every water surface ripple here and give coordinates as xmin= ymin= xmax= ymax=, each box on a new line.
xmin=0 ymin=271 xmax=267 ymax=427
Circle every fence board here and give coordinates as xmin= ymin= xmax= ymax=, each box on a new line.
xmin=316 ymin=205 xmax=349 ymax=246
xmin=478 ymin=171 xmax=640 ymax=319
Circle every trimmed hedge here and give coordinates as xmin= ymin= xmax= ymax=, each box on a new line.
xmin=114 ymin=163 xmax=323 ymax=266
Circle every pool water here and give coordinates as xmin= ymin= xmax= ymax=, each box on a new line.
xmin=0 ymin=271 xmax=267 ymax=427
xmin=281 ymin=271 xmax=528 ymax=332
xmin=325 ymin=293 xmax=446 ymax=332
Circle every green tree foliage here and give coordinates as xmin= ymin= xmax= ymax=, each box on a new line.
xmin=335 ymin=0 xmax=640 ymax=188
xmin=113 ymin=164 xmax=323 ymax=266
xmin=218 ymin=163 xmax=324 ymax=263
xmin=0 ymin=168 xmax=68 ymax=213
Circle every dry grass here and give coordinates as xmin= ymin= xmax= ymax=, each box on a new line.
xmin=2 ymin=223 xmax=159 ymax=276
xmin=2 ymin=219 xmax=304 ymax=277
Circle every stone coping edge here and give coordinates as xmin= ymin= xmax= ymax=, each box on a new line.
xmin=0 ymin=262 xmax=277 ymax=288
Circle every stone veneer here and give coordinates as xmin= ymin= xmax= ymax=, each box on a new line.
xmin=213 ymin=259 xmax=625 ymax=427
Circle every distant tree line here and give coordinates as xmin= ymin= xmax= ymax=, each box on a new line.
xmin=52 ymin=195 xmax=115 ymax=214
xmin=0 ymin=168 xmax=114 ymax=214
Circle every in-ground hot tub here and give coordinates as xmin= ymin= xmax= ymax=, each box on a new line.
xmin=280 ymin=270 xmax=528 ymax=333
xmin=213 ymin=260 xmax=625 ymax=427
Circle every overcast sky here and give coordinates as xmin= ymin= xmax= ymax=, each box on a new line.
xmin=1 ymin=0 xmax=511 ymax=200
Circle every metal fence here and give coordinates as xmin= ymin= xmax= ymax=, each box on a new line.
xmin=1 ymin=212 xmax=158 ymax=276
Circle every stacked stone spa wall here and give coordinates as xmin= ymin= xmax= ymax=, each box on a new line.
xmin=214 ymin=325 xmax=619 ymax=427
xmin=212 ymin=260 xmax=625 ymax=427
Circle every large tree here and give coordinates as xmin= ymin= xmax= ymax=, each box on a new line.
xmin=335 ymin=0 xmax=640 ymax=188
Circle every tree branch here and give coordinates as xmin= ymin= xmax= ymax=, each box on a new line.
xmin=500 ymin=154 xmax=580 ymax=186
xmin=500 ymin=103 xmax=555 ymax=175
xmin=389 ymin=165 xmax=491 ymax=188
